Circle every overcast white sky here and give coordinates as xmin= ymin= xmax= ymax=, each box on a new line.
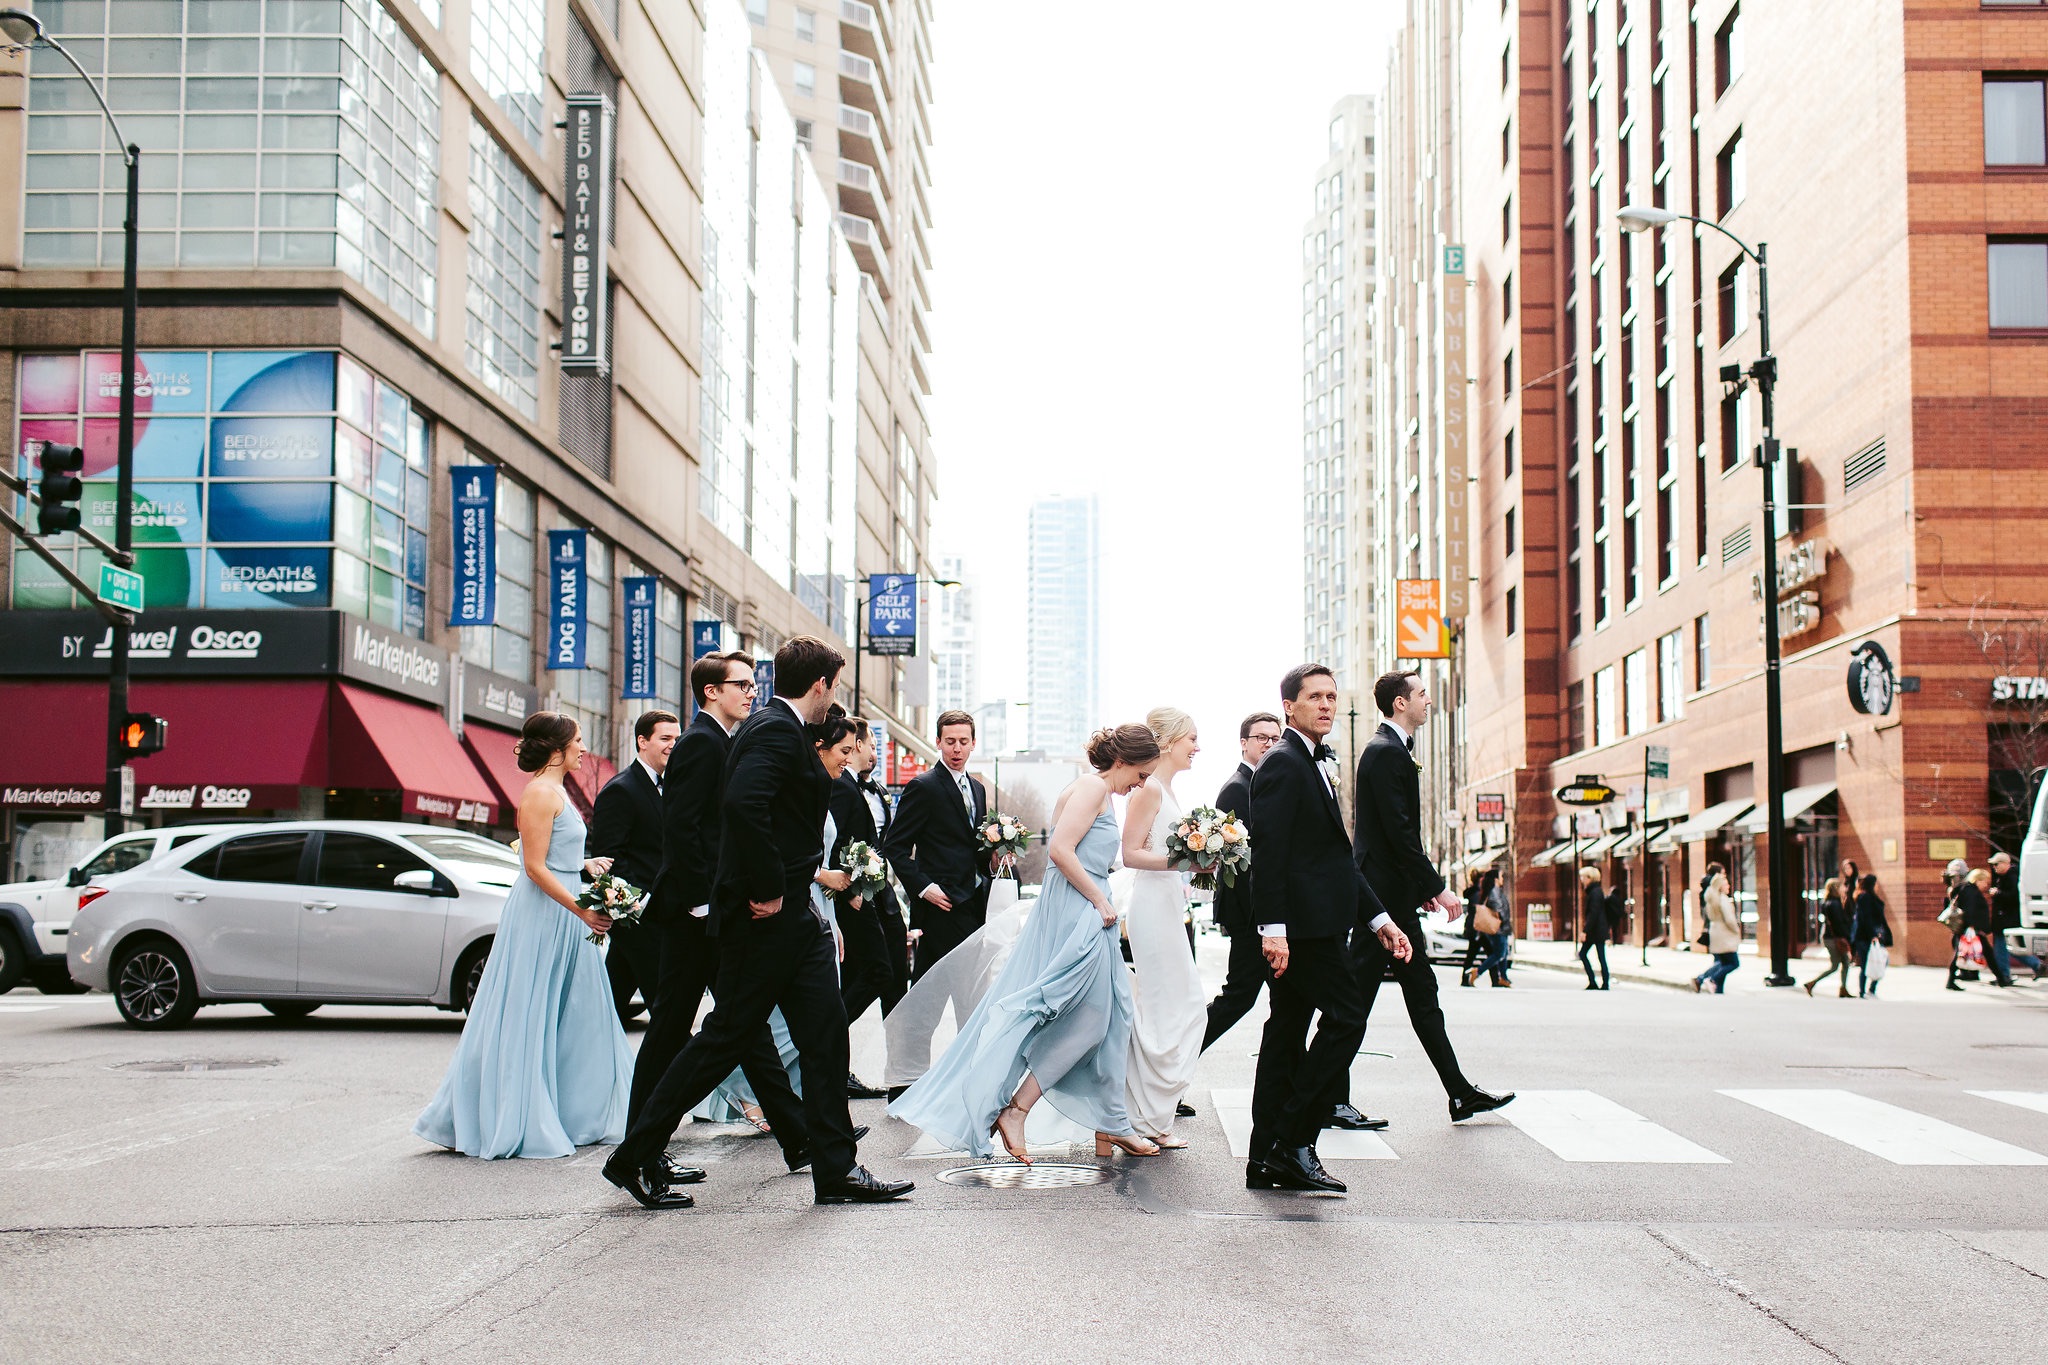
xmin=926 ymin=3 xmax=1398 ymax=804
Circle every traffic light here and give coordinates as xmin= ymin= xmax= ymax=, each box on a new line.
xmin=119 ymin=713 xmax=167 ymax=758
xmin=35 ymin=442 xmax=85 ymax=536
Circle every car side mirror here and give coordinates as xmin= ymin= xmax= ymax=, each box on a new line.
xmin=393 ymin=869 xmax=456 ymax=897
xmin=66 ymin=867 xmax=89 ymax=888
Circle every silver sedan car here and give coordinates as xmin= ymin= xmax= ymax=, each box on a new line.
xmin=68 ymin=820 xmax=520 ymax=1029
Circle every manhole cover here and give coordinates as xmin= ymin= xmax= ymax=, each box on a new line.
xmin=937 ymin=1162 xmax=1113 ymax=1189
xmin=111 ymin=1058 xmax=281 ymax=1073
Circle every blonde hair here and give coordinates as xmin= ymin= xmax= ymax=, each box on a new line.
xmin=1967 ymin=866 xmax=1992 ymax=890
xmin=1146 ymin=706 xmax=1196 ymax=749
xmin=1578 ymin=865 xmax=1601 ymax=885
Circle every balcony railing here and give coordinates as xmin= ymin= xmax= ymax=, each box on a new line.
xmin=836 ymin=158 xmax=891 ymax=241
xmin=838 ymin=211 xmax=892 ymax=300
xmin=839 ymin=0 xmax=890 ymax=65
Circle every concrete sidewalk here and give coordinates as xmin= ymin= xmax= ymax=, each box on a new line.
xmin=1500 ymin=936 xmax=2048 ymax=1004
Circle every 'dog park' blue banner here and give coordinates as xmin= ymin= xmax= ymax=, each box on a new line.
xmin=547 ymin=529 xmax=587 ymax=670
xmin=621 ymin=576 xmax=656 ymax=698
xmin=449 ymin=466 xmax=496 ymax=626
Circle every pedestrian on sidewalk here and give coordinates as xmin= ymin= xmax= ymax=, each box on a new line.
xmin=1803 ymin=876 xmax=1853 ymax=997
xmin=1989 ymin=852 xmax=2044 ymax=981
xmin=1692 ymin=870 xmax=1741 ymax=994
xmin=1851 ymin=873 xmax=1891 ymax=998
xmin=1959 ymin=867 xmax=2012 ymax=988
xmin=1577 ymin=865 xmax=1612 ymax=990
xmin=1472 ymin=868 xmax=1512 ymax=986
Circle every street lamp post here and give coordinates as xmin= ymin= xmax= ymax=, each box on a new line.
xmin=1619 ymin=202 xmax=1795 ymax=986
xmin=4 ymin=10 xmax=143 ymax=835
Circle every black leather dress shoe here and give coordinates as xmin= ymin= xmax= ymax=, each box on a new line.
xmin=1263 ymin=1145 xmax=1346 ymax=1194
xmin=886 ymin=1084 xmax=910 ymax=1102
xmin=1325 ymin=1103 xmax=1390 ymax=1132
xmin=813 ymin=1164 xmax=915 ymax=1204
xmin=658 ymin=1154 xmax=707 ymax=1185
xmin=1449 ymin=1087 xmax=1515 ymax=1123
xmin=848 ymin=1072 xmax=887 ymax=1099
xmin=786 ymin=1125 xmax=869 ymax=1172
xmin=602 ymin=1152 xmax=694 ymax=1209
xmin=1245 ymin=1159 xmax=1280 ymax=1190
xmin=1176 ymin=1100 xmax=1198 ymax=1118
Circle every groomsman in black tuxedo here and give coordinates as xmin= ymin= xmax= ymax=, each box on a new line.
xmin=1200 ymin=711 xmax=1282 ymax=1052
xmin=1245 ymin=665 xmax=1411 ymax=1195
xmin=830 ymin=716 xmax=899 ymax=1098
xmin=589 ymin=710 xmax=679 ymax=1024
xmin=624 ymin=652 xmax=808 ymax=1179
xmin=854 ymin=732 xmax=911 ymax=1006
xmin=1347 ymin=669 xmax=1513 ymax=1126
xmin=883 ymin=710 xmax=994 ymax=979
xmin=605 ymin=637 xmax=912 ymax=1209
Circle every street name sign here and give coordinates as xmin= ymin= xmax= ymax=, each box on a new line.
xmin=98 ymin=562 xmax=144 ymax=612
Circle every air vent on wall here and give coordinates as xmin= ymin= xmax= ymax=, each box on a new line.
xmin=1844 ymin=437 xmax=1886 ymax=493
xmin=1721 ymin=524 xmax=1753 ymax=564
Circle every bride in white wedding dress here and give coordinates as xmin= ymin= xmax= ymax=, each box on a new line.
xmin=1118 ymin=706 xmax=1208 ymax=1146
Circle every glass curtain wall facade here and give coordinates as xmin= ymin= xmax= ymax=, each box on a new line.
xmin=1025 ymin=495 xmax=1100 ymax=759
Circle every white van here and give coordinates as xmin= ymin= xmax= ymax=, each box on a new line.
xmin=2014 ymin=779 xmax=2048 ymax=960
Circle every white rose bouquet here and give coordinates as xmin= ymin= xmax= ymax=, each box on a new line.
xmin=838 ymin=839 xmax=889 ymax=902
xmin=978 ymin=812 xmax=1033 ymax=873
xmin=576 ymin=871 xmax=647 ymax=945
xmin=1164 ymin=804 xmax=1251 ymax=892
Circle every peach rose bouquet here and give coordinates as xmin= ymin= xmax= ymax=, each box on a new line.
xmin=1164 ymin=804 xmax=1251 ymax=892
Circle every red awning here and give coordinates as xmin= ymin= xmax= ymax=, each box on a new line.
xmin=329 ymin=684 xmax=498 ymax=824
xmin=0 ymin=679 xmax=326 ymax=812
xmin=463 ymin=723 xmax=528 ymax=816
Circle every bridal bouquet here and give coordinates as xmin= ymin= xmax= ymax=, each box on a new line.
xmin=577 ymin=871 xmax=647 ymax=945
xmin=978 ymin=812 xmax=1033 ymax=870
xmin=839 ymin=839 xmax=889 ymax=901
xmin=1165 ymin=805 xmax=1251 ymax=892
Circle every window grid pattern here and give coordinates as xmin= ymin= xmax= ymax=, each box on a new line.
xmin=465 ymin=117 xmax=544 ymax=418
xmin=468 ymin=0 xmax=546 ymax=148
xmin=20 ymin=0 xmax=439 ymax=338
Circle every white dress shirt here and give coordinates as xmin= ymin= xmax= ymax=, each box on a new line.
xmin=1258 ymin=726 xmax=1392 ymax=938
xmin=635 ymin=756 xmax=662 ymax=792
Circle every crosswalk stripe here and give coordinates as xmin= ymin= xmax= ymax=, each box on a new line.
xmin=1500 ymin=1090 xmax=1729 ymax=1163
xmin=0 ymin=1004 xmax=58 ymax=1014
xmin=1721 ymin=1089 xmax=2048 ymax=1166
xmin=1968 ymin=1091 xmax=2048 ymax=1117
xmin=1209 ymin=1088 xmax=1397 ymax=1161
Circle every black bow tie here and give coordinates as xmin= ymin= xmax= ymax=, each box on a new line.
xmin=1313 ymin=744 xmax=1336 ymax=763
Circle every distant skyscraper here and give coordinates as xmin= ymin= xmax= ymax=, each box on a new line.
xmin=931 ymin=553 xmax=977 ymax=716
xmin=1026 ymin=495 xmax=1100 ymax=757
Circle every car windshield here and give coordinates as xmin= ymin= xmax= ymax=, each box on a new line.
xmin=404 ymin=832 xmax=522 ymax=883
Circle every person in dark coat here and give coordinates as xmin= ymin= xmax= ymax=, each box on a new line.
xmin=1803 ymin=875 xmax=1853 ymax=997
xmin=1576 ymin=865 xmax=1611 ymax=990
xmin=1961 ymin=867 xmax=2012 ymax=987
xmin=1850 ymin=873 xmax=1892 ymax=998
xmin=587 ymin=710 xmax=681 ymax=1024
xmin=1989 ymin=851 xmax=2043 ymax=980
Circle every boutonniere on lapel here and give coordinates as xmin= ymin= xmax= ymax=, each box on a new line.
xmin=1414 ymin=756 xmax=1424 ymax=774
xmin=1317 ymin=755 xmax=1342 ymax=792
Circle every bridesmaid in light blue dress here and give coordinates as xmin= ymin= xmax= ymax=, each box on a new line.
xmin=889 ymin=723 xmax=1165 ymax=1162
xmin=414 ymin=713 xmax=633 ymax=1159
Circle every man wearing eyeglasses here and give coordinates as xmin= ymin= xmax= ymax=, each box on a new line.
xmin=628 ymin=651 xmax=809 ymax=1172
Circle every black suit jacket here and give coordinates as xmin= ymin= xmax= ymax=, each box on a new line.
xmin=1249 ymin=730 xmax=1383 ymax=940
xmin=1213 ymin=762 xmax=1256 ymax=937
xmin=1352 ymin=723 xmax=1446 ymax=920
xmin=651 ymin=711 xmax=732 ymax=924
xmin=710 ymin=699 xmax=831 ymax=932
xmin=589 ymin=760 xmax=663 ymax=891
xmin=883 ymin=764 xmax=991 ymax=907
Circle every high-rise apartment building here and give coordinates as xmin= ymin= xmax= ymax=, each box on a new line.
xmin=1456 ymin=0 xmax=2048 ymax=964
xmin=1025 ymin=495 xmax=1099 ymax=759
xmin=744 ymin=0 xmax=937 ymax=738
xmin=0 ymin=0 xmax=881 ymax=853
xmin=929 ymin=552 xmax=975 ymax=716
xmin=1302 ymin=95 xmax=1378 ymax=720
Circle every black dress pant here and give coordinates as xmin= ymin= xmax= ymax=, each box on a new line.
xmin=837 ymin=896 xmax=904 ymax=1026
xmin=876 ymin=897 xmax=910 ymax=1011
xmin=624 ymin=912 xmax=809 ymax=1162
xmin=1248 ymin=935 xmax=1367 ymax=1155
xmin=616 ymin=897 xmax=859 ymax=1188
xmin=1349 ymin=917 xmax=1471 ymax=1102
xmin=1202 ymin=928 xmax=1267 ymax=1052
xmin=911 ymin=886 xmax=987 ymax=980
xmin=604 ymin=915 xmax=661 ymax=1023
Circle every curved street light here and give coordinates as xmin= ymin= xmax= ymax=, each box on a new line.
xmin=1617 ymin=202 xmax=1795 ymax=987
xmin=3 ymin=8 xmax=147 ymax=834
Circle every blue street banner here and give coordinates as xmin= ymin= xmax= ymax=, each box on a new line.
xmin=867 ymin=573 xmax=917 ymax=656
xmin=547 ymin=529 xmax=587 ymax=670
xmin=448 ymin=466 xmax=496 ymax=626
xmin=621 ymin=576 xmax=656 ymax=699
xmin=692 ymin=619 xmax=732 ymax=658
xmin=751 ymin=656 xmax=775 ymax=713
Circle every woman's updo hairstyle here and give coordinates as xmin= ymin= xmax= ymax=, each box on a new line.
xmin=515 ymin=711 xmax=579 ymax=772
xmin=1146 ymin=706 xmax=1195 ymax=749
xmin=809 ymin=702 xmax=856 ymax=750
xmin=1085 ymin=723 xmax=1161 ymax=772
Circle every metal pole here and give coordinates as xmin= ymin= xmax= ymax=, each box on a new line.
xmin=853 ymin=584 xmax=863 ymax=720
xmin=104 ymin=146 xmax=139 ymax=835
xmin=1642 ymin=744 xmax=1652 ymax=966
xmin=1753 ymin=242 xmax=1794 ymax=987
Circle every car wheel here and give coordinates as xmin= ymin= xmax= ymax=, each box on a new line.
xmin=0 ymin=925 xmax=25 ymax=995
xmin=454 ymin=939 xmax=492 ymax=1013
xmin=261 ymin=1001 xmax=323 ymax=1020
xmin=112 ymin=937 xmax=200 ymax=1029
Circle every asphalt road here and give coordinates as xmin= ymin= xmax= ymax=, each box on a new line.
xmin=3 ymin=937 xmax=2045 ymax=1364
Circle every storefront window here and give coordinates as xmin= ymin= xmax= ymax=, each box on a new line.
xmin=13 ymin=348 xmax=427 ymax=634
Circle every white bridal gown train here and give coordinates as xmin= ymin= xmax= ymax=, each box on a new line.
xmin=1122 ymin=785 xmax=1205 ymax=1141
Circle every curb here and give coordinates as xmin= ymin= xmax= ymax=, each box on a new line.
xmin=1507 ymin=953 xmax=1707 ymax=993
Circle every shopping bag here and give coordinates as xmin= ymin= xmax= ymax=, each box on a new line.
xmin=1959 ymin=929 xmax=1987 ymax=972
xmin=1865 ymin=941 xmax=1890 ymax=981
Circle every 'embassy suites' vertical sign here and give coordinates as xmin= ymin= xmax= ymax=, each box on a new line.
xmin=560 ymin=91 xmax=614 ymax=374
